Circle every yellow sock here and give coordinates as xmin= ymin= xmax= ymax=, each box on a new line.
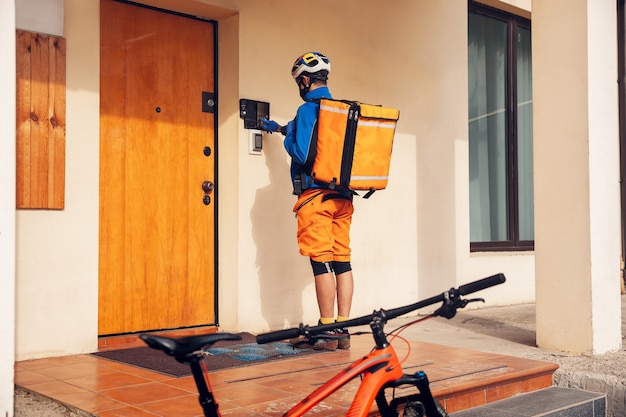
xmin=336 ymin=315 xmax=349 ymax=323
xmin=319 ymin=317 xmax=334 ymax=325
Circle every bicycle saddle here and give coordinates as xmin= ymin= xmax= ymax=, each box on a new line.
xmin=140 ymin=333 xmax=242 ymax=363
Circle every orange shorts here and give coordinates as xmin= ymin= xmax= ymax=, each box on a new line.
xmin=293 ymin=189 xmax=354 ymax=263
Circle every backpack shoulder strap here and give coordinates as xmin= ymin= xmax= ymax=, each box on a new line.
xmin=293 ymin=98 xmax=321 ymax=195
xmin=300 ymin=98 xmax=323 ymax=175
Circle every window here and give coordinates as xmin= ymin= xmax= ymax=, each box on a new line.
xmin=468 ymin=2 xmax=533 ymax=251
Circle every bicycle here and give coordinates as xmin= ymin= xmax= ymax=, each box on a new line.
xmin=140 ymin=273 xmax=506 ymax=417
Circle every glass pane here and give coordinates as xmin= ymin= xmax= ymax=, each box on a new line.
xmin=469 ymin=13 xmax=509 ymax=242
xmin=517 ymin=26 xmax=534 ymax=241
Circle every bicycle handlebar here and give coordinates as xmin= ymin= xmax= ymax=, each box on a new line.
xmin=458 ymin=273 xmax=505 ymax=295
xmin=255 ymin=326 xmax=303 ymax=345
xmin=256 ymin=273 xmax=505 ymax=345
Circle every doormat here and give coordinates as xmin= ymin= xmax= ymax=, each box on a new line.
xmin=92 ymin=333 xmax=325 ymax=377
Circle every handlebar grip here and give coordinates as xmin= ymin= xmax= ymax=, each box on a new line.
xmin=458 ymin=273 xmax=506 ymax=295
xmin=256 ymin=327 xmax=301 ymax=344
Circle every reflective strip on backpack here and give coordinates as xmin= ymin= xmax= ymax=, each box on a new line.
xmin=357 ymin=120 xmax=397 ymax=129
xmin=350 ymin=175 xmax=389 ymax=181
xmin=320 ymin=103 xmax=349 ymax=115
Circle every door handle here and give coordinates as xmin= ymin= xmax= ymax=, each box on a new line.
xmin=202 ymin=180 xmax=214 ymax=194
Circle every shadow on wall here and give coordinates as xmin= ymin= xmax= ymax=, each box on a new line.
xmin=251 ymin=136 xmax=313 ymax=330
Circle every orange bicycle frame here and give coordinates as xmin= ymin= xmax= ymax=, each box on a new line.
xmin=284 ymin=344 xmax=404 ymax=417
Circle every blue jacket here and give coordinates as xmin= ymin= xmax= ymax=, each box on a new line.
xmin=284 ymin=86 xmax=333 ymax=193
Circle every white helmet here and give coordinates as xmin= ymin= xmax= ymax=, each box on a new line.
xmin=291 ymin=52 xmax=331 ymax=80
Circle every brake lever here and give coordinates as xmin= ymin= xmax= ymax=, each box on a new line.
xmin=433 ymin=290 xmax=485 ymax=319
xmin=463 ymin=297 xmax=485 ymax=306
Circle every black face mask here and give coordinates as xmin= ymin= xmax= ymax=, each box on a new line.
xmin=298 ymin=78 xmax=310 ymax=101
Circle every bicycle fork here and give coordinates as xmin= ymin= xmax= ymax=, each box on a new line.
xmin=377 ymin=371 xmax=446 ymax=417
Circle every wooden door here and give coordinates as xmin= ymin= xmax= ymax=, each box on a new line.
xmin=99 ymin=0 xmax=217 ymax=335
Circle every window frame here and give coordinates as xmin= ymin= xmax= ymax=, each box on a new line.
xmin=469 ymin=1 xmax=534 ymax=252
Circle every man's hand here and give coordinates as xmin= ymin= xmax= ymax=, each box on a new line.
xmin=259 ymin=118 xmax=281 ymax=133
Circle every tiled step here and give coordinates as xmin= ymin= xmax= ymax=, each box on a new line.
xmin=398 ymin=341 xmax=559 ymax=413
xmin=16 ymin=339 xmax=562 ymax=416
xmin=450 ymin=386 xmax=606 ymax=417
xmin=365 ymin=341 xmax=559 ymax=416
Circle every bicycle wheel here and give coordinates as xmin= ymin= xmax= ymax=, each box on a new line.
xmin=402 ymin=401 xmax=425 ymax=417
xmin=403 ymin=398 xmax=449 ymax=417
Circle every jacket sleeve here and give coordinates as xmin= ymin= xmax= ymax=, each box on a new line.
xmin=283 ymin=102 xmax=317 ymax=165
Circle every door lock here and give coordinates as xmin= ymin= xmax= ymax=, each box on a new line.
xmin=202 ymin=181 xmax=214 ymax=193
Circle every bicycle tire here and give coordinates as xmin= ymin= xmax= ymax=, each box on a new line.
xmin=402 ymin=401 xmax=425 ymax=417
xmin=403 ymin=398 xmax=448 ymax=417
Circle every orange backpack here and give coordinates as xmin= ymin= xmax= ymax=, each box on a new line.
xmin=304 ymin=99 xmax=400 ymax=198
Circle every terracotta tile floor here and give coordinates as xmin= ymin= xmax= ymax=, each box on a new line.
xmin=15 ymin=335 xmax=558 ymax=416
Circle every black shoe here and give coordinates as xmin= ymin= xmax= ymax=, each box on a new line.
xmin=289 ymin=333 xmax=339 ymax=350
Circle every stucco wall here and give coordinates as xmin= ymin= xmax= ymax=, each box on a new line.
xmin=15 ymin=0 xmax=100 ymax=358
xmin=230 ymin=1 xmax=422 ymax=332
xmin=14 ymin=0 xmax=536 ymax=359
xmin=1 ymin=1 xmax=16 ymax=413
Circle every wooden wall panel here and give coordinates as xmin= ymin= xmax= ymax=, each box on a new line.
xmin=16 ymin=30 xmax=66 ymax=209
xmin=16 ymin=31 xmax=32 ymax=208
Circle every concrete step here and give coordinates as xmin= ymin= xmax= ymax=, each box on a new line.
xmin=450 ymin=387 xmax=606 ymax=417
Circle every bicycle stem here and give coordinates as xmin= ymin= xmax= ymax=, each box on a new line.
xmin=370 ymin=311 xmax=390 ymax=348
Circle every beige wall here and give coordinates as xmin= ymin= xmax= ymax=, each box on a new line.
xmin=15 ymin=0 xmax=101 ymax=358
xmin=229 ymin=1 xmax=422 ymax=330
xmin=14 ymin=0 xmax=539 ymax=359
xmin=1 ymin=0 xmax=16 ymax=413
